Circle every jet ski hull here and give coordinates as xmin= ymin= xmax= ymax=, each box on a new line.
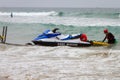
xmin=32 ymin=40 xmax=91 ymax=47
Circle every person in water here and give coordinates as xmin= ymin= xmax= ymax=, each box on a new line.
xmin=102 ymin=29 xmax=116 ymax=44
xmin=10 ymin=12 xmax=13 ymax=18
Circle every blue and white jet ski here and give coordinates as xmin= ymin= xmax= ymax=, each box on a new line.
xmin=32 ymin=29 xmax=91 ymax=47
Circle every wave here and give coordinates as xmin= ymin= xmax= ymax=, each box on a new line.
xmin=77 ymin=13 xmax=120 ymax=19
xmin=0 ymin=11 xmax=58 ymax=16
xmin=0 ymin=17 xmax=120 ymax=26
xmin=0 ymin=11 xmax=120 ymax=19
xmin=57 ymin=12 xmax=64 ymax=16
xmin=61 ymin=12 xmax=120 ymax=19
xmin=0 ymin=11 xmax=120 ymax=27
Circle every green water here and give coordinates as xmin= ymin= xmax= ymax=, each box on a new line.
xmin=0 ymin=8 xmax=120 ymax=49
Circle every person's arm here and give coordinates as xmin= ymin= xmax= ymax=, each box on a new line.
xmin=102 ymin=36 xmax=106 ymax=42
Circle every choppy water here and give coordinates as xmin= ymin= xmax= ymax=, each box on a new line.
xmin=0 ymin=7 xmax=120 ymax=80
xmin=0 ymin=44 xmax=120 ymax=80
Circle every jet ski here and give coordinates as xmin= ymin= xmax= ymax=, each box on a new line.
xmin=32 ymin=29 xmax=92 ymax=47
xmin=32 ymin=28 xmax=109 ymax=47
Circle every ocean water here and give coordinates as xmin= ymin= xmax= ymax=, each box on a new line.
xmin=0 ymin=7 xmax=120 ymax=80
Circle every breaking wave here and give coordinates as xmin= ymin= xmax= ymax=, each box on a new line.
xmin=0 ymin=11 xmax=58 ymax=16
xmin=0 ymin=11 xmax=120 ymax=19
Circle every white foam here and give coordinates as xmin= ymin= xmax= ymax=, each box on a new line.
xmin=0 ymin=45 xmax=120 ymax=80
xmin=0 ymin=11 xmax=58 ymax=16
xmin=0 ymin=15 xmax=120 ymax=26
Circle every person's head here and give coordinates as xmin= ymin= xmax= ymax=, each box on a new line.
xmin=104 ymin=29 xmax=108 ymax=34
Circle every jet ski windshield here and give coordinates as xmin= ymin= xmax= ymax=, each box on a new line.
xmin=33 ymin=29 xmax=61 ymax=41
xmin=52 ymin=28 xmax=59 ymax=33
